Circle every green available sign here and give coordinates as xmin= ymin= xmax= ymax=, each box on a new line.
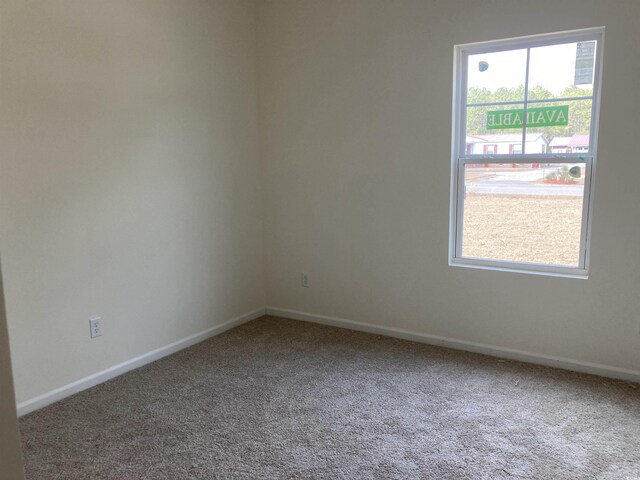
xmin=486 ymin=105 xmax=569 ymax=130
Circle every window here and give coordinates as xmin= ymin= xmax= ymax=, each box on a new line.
xmin=450 ymin=28 xmax=604 ymax=277
xmin=484 ymin=144 xmax=497 ymax=154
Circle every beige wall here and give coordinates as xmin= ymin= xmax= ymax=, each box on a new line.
xmin=258 ymin=0 xmax=640 ymax=373
xmin=0 ymin=0 xmax=264 ymax=404
xmin=0 ymin=264 xmax=24 ymax=479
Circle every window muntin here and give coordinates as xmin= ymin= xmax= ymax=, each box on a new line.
xmin=450 ymin=28 xmax=604 ymax=277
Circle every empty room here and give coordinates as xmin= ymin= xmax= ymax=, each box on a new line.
xmin=1 ymin=0 xmax=640 ymax=478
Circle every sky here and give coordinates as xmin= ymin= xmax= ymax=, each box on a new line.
xmin=467 ymin=42 xmax=595 ymax=96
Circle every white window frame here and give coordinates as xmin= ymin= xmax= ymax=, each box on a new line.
xmin=449 ymin=27 xmax=605 ymax=278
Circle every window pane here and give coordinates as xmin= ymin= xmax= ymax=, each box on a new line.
xmin=524 ymin=100 xmax=592 ymax=154
xmin=528 ymin=41 xmax=596 ymax=100
xmin=461 ymin=163 xmax=585 ymax=267
xmin=466 ymin=104 xmax=524 ymax=155
xmin=467 ymin=49 xmax=527 ymax=104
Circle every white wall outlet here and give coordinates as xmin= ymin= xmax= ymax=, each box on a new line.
xmin=301 ymin=273 xmax=310 ymax=288
xmin=89 ymin=316 xmax=103 ymax=338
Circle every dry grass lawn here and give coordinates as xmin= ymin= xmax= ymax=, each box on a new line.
xmin=462 ymin=194 xmax=584 ymax=267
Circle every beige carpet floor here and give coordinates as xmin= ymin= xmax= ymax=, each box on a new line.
xmin=19 ymin=316 xmax=640 ymax=479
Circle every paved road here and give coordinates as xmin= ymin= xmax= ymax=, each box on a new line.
xmin=465 ymin=170 xmax=584 ymax=196
xmin=466 ymin=180 xmax=584 ymax=196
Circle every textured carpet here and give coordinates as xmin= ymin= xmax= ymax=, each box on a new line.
xmin=20 ymin=316 xmax=640 ymax=479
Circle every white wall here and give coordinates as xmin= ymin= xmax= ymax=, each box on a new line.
xmin=0 ymin=264 xmax=24 ymax=479
xmin=258 ymin=0 xmax=640 ymax=374
xmin=3 ymin=0 xmax=640 ymax=412
xmin=0 ymin=0 xmax=264 ymax=404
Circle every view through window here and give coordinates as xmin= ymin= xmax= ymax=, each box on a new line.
xmin=450 ymin=28 xmax=604 ymax=276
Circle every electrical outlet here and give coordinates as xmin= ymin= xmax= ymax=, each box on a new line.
xmin=89 ymin=316 xmax=103 ymax=338
xmin=301 ymin=273 xmax=310 ymax=288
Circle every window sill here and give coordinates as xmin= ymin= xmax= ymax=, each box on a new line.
xmin=449 ymin=258 xmax=589 ymax=280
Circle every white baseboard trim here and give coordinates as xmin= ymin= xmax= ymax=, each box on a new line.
xmin=17 ymin=307 xmax=266 ymax=417
xmin=266 ymin=306 xmax=640 ymax=384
